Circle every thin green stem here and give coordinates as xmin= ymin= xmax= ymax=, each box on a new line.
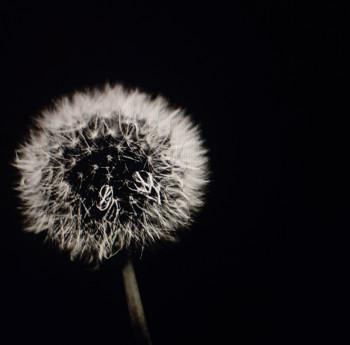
xmin=122 ymin=259 xmax=152 ymax=345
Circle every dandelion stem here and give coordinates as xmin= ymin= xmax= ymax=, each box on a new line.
xmin=122 ymin=259 xmax=152 ymax=345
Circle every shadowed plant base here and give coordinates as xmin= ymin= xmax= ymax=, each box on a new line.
xmin=122 ymin=259 xmax=152 ymax=345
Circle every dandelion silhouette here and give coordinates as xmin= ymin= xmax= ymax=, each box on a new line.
xmin=14 ymin=84 xmax=209 ymax=344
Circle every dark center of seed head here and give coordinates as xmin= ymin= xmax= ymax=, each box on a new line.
xmin=63 ymin=131 xmax=153 ymax=223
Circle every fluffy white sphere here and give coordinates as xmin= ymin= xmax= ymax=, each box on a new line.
xmin=14 ymin=84 xmax=209 ymax=264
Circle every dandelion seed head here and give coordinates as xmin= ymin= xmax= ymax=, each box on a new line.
xmin=14 ymin=84 xmax=210 ymax=264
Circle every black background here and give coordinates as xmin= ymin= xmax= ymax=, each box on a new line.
xmin=1 ymin=2 xmax=349 ymax=344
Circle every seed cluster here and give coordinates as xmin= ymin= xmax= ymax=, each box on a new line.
xmin=14 ymin=85 xmax=209 ymax=264
xmin=60 ymin=116 xmax=170 ymax=230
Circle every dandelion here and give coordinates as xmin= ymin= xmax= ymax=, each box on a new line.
xmin=14 ymin=83 xmax=210 ymax=344
xmin=14 ymin=83 xmax=209 ymax=263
